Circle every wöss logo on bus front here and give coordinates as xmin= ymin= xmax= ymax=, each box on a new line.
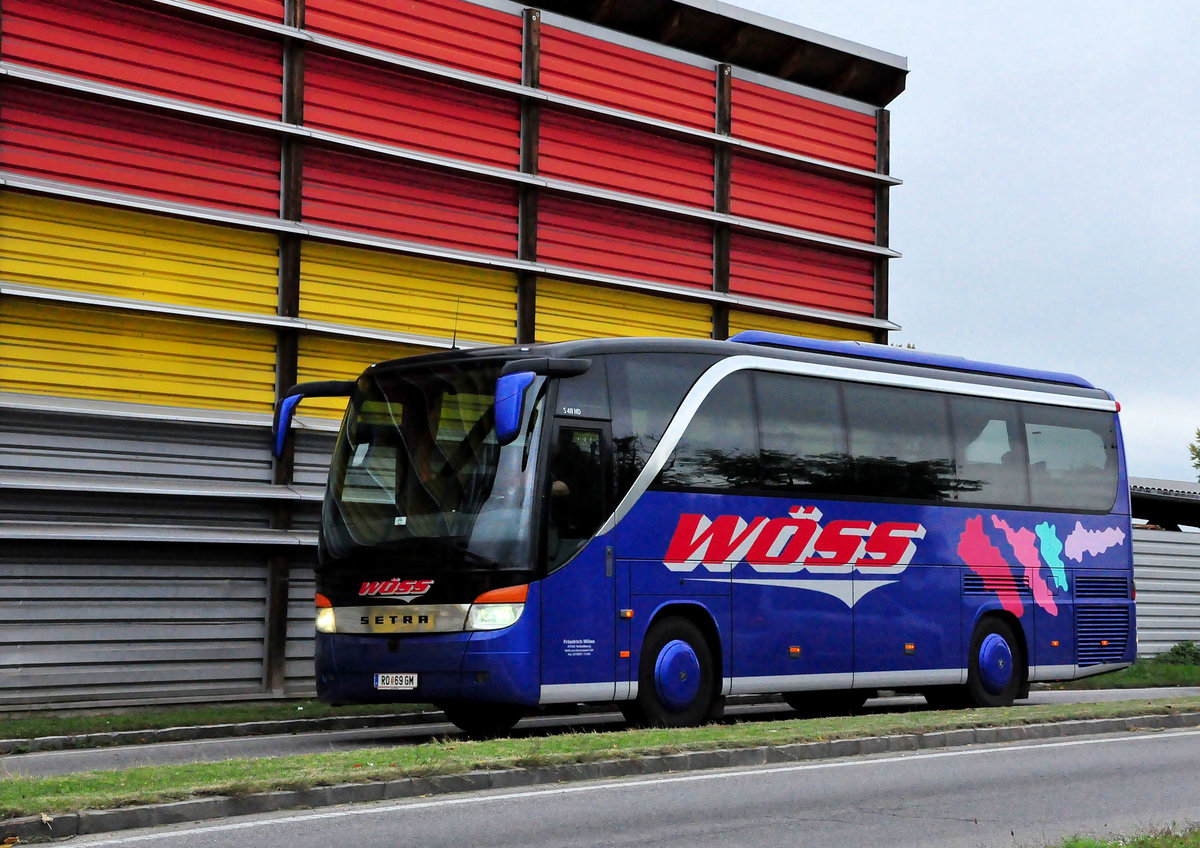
xmin=358 ymin=579 xmax=433 ymax=602
xmin=663 ymin=506 xmax=926 ymax=574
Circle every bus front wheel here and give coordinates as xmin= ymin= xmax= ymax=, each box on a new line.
xmin=965 ymin=618 xmax=1025 ymax=708
xmin=438 ymin=701 xmax=524 ymax=739
xmin=630 ymin=617 xmax=717 ymax=728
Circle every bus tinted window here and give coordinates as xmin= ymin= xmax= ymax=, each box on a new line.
xmin=844 ymin=384 xmax=956 ymax=501
xmin=657 ymin=373 xmax=758 ymax=489
xmin=1024 ymin=405 xmax=1118 ymax=510
xmin=756 ymin=372 xmax=849 ymax=494
xmin=951 ymin=396 xmax=1030 ymax=506
xmin=608 ymin=353 xmax=719 ymax=500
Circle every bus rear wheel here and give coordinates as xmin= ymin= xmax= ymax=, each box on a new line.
xmin=630 ymin=617 xmax=717 ymax=728
xmin=965 ymin=618 xmax=1025 ymax=708
xmin=438 ymin=701 xmax=524 ymax=739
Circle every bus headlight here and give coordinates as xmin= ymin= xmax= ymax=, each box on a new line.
xmin=465 ymin=584 xmax=528 ymax=632
xmin=315 ymin=593 xmax=336 ymax=633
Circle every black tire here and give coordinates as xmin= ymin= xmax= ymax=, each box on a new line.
xmin=965 ymin=617 xmax=1025 ymax=708
xmin=438 ymin=701 xmax=524 ymax=739
xmin=782 ymin=689 xmax=869 ymax=718
xmin=631 ymin=617 xmax=717 ymax=728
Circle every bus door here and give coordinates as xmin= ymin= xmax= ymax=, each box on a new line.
xmin=539 ymin=419 xmax=619 ymax=702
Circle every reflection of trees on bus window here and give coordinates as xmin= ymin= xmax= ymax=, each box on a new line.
xmin=547 ymin=427 xmax=605 ymax=571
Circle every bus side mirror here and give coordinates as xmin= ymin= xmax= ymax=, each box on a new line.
xmin=494 ymin=371 xmax=536 ymax=446
xmin=272 ymin=380 xmax=356 ymax=458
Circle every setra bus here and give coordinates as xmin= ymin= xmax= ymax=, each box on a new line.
xmin=274 ymin=332 xmax=1135 ymax=736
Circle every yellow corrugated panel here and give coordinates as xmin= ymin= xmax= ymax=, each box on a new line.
xmin=297 ymin=334 xmax=431 ymax=418
xmin=0 ymin=300 xmax=276 ymax=412
xmin=300 ymin=242 xmax=517 ymax=344
xmin=728 ymin=310 xmax=873 ymax=342
xmin=0 ymin=193 xmax=279 ymax=314
xmin=536 ymin=279 xmax=712 ymax=342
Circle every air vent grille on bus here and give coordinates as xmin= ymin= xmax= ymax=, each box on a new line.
xmin=1074 ymin=576 xmax=1128 ymax=599
xmin=963 ymin=574 xmax=1031 ymax=595
xmin=1076 ymin=606 xmax=1130 ymax=666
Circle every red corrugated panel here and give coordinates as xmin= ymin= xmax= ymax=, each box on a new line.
xmin=540 ymin=26 xmax=715 ymax=130
xmin=303 ymin=147 xmax=518 ymax=256
xmin=305 ymin=51 xmax=520 ymax=170
xmin=730 ymin=153 xmax=875 ymax=243
xmin=304 ymin=0 xmax=521 ymax=82
xmin=198 ymin=0 xmax=283 ymax=21
xmin=729 ymin=233 xmax=875 ymax=316
xmin=538 ymin=196 xmax=712 ymax=289
xmin=0 ymin=87 xmax=280 ymax=214
xmin=539 ymin=109 xmax=713 ymax=208
xmin=1 ymin=0 xmax=283 ymax=118
xmin=731 ymin=77 xmax=877 ymax=171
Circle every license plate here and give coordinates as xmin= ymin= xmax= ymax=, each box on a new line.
xmin=374 ymin=673 xmax=418 ymax=690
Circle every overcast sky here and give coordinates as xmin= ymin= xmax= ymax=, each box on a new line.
xmin=733 ymin=1 xmax=1200 ymax=483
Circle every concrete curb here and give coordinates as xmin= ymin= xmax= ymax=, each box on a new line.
xmin=5 ymin=710 xmax=1198 ymax=842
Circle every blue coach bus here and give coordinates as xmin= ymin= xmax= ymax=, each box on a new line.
xmin=275 ymin=332 xmax=1135 ymax=736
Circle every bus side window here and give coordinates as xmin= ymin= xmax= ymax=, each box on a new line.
xmin=951 ymin=396 xmax=1030 ymax=506
xmin=1023 ymin=405 xmax=1118 ymax=511
xmin=756 ymin=372 xmax=848 ymax=494
xmin=655 ymin=373 xmax=758 ymax=491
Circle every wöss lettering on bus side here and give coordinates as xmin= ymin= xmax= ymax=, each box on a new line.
xmin=663 ymin=506 xmax=926 ymax=575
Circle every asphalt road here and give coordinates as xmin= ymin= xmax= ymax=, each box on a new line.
xmin=62 ymin=726 xmax=1200 ymax=848
xmin=6 ymin=686 xmax=1198 ymax=778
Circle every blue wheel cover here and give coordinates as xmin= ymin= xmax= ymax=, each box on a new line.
xmin=978 ymin=632 xmax=1014 ymax=695
xmin=654 ymin=639 xmax=702 ymax=711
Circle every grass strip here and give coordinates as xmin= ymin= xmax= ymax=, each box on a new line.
xmin=0 ymin=701 xmax=430 ymax=744
xmin=1058 ymin=825 xmax=1200 ymax=847
xmin=4 ymin=696 xmax=1199 ymax=821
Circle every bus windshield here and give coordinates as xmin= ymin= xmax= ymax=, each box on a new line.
xmin=320 ymin=360 xmax=545 ymax=573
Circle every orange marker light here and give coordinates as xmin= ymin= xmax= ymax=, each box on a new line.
xmin=619 ymin=650 xmax=631 ymax=659
xmin=788 ymin=646 xmax=801 ymax=657
xmin=1051 ymin=640 xmax=1060 ymax=647
xmin=473 ymin=584 xmax=528 ymax=604
xmin=315 ymin=593 xmax=332 ymax=609
xmin=619 ymin=609 xmax=634 ymax=620
xmin=1101 ymin=639 xmax=1109 ymax=647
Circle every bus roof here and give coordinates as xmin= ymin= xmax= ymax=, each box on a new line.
xmin=727 ymin=331 xmax=1098 ymax=390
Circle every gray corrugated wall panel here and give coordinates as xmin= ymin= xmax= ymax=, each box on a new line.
xmin=0 ymin=406 xmax=274 ymax=484
xmin=293 ymin=428 xmax=337 ymax=489
xmin=1133 ymin=529 xmax=1200 ymax=656
xmin=0 ymin=543 xmax=270 ymax=708
xmin=285 ymin=565 xmax=318 ymax=696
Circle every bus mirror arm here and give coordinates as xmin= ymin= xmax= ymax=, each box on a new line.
xmin=500 ymin=357 xmax=590 ymax=378
xmin=272 ymin=380 xmax=357 ymax=458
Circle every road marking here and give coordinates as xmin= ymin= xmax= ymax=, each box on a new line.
xmin=75 ymin=727 xmax=1200 ymax=845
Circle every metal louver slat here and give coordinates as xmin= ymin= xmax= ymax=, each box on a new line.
xmin=0 ymin=299 xmax=277 ymax=413
xmin=540 ymin=24 xmax=716 ymax=129
xmin=303 ymin=0 xmax=522 ymax=83
xmin=0 ymin=546 xmax=271 ymax=708
xmin=299 ymin=241 xmax=517 ymax=344
xmin=731 ymin=76 xmax=877 ymax=170
xmin=302 ymin=147 xmax=519 ymax=256
xmin=0 ymin=193 xmax=279 ymax=314
xmin=0 ymin=86 xmax=282 ymax=214
xmin=730 ymin=153 xmax=876 ymax=243
xmin=538 ymin=109 xmax=714 ymax=208
xmin=538 ymin=196 xmax=713 ymax=290
xmin=305 ymin=51 xmax=520 ymax=169
xmin=2 ymin=0 xmax=284 ymax=118
xmin=535 ymin=279 xmax=712 ymax=343
xmin=729 ymin=231 xmax=875 ymax=315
